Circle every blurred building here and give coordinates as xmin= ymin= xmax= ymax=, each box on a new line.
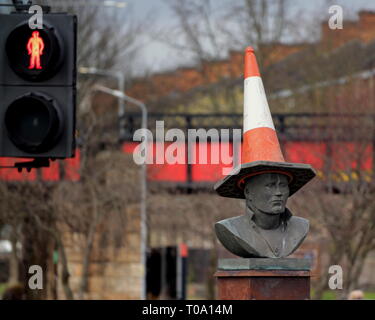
xmin=55 ymin=205 xmax=143 ymax=300
xmin=126 ymin=11 xmax=375 ymax=112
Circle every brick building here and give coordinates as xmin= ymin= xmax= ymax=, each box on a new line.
xmin=56 ymin=205 xmax=143 ymax=300
xmin=125 ymin=11 xmax=375 ymax=114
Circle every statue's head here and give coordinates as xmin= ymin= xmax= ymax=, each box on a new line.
xmin=244 ymin=172 xmax=290 ymax=215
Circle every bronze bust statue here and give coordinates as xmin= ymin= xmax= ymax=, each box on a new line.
xmin=214 ymin=47 xmax=316 ymax=259
xmin=215 ymin=172 xmax=309 ymax=258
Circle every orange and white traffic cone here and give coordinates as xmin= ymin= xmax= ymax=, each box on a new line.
xmin=214 ymin=46 xmax=316 ymax=199
xmin=242 ymin=46 xmax=285 ymax=164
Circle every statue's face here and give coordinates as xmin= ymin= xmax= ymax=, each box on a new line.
xmin=244 ymin=173 xmax=289 ymax=215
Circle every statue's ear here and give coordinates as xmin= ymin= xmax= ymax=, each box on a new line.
xmin=244 ymin=183 xmax=252 ymax=200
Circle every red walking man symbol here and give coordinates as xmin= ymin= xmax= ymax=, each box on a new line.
xmin=27 ymin=31 xmax=44 ymax=70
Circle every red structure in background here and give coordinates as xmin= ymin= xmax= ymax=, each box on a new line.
xmin=0 ymin=149 xmax=81 ymax=182
xmin=122 ymin=141 xmax=373 ymax=184
xmin=0 ymin=141 xmax=372 ymax=184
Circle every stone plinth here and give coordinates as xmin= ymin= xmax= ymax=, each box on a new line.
xmin=215 ymin=258 xmax=311 ymax=300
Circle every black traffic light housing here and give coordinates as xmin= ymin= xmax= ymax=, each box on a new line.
xmin=0 ymin=12 xmax=77 ymax=160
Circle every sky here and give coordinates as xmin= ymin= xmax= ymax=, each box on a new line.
xmin=2 ymin=0 xmax=375 ymax=73
xmin=127 ymin=0 xmax=375 ymax=74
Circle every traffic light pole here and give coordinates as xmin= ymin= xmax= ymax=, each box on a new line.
xmin=79 ymin=67 xmax=126 ymax=140
xmin=92 ymin=84 xmax=148 ymax=300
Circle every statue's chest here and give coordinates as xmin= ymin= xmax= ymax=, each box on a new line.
xmin=256 ymin=227 xmax=288 ymax=257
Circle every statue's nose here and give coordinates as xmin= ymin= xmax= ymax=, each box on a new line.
xmin=274 ymin=186 xmax=282 ymax=195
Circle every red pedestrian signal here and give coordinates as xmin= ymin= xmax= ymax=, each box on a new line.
xmin=5 ymin=22 xmax=62 ymax=81
xmin=27 ymin=31 xmax=45 ymax=70
xmin=0 ymin=13 xmax=77 ymax=160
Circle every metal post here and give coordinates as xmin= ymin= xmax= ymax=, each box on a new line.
xmin=92 ymin=85 xmax=148 ymax=300
xmin=176 ymin=245 xmax=182 ymax=299
xmin=176 ymin=243 xmax=187 ymax=300
xmin=79 ymin=67 xmax=126 ymax=141
xmin=160 ymin=247 xmax=167 ymax=299
xmin=118 ymin=72 xmax=126 ymax=139
xmin=186 ymin=115 xmax=192 ymax=192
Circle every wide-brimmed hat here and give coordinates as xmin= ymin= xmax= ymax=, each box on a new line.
xmin=215 ymin=160 xmax=316 ymax=199
xmin=214 ymin=47 xmax=316 ymax=199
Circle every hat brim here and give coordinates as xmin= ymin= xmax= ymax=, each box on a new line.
xmin=214 ymin=161 xmax=316 ymax=199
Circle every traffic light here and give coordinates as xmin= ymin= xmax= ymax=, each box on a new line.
xmin=0 ymin=12 xmax=77 ymax=160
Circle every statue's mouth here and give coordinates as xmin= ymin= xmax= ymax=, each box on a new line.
xmin=271 ymin=200 xmax=283 ymax=204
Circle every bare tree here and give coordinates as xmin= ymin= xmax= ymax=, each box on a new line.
xmin=221 ymin=0 xmax=291 ymax=68
xmin=148 ymin=0 xmax=301 ymax=114
xmin=0 ymin=181 xmax=61 ymax=299
xmin=288 ymin=74 xmax=375 ymax=299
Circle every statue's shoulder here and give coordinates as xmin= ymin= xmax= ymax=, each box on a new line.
xmin=289 ymin=215 xmax=309 ymax=229
xmin=287 ymin=215 xmax=309 ymax=240
xmin=215 ymin=215 xmax=245 ymax=235
xmin=215 ymin=216 xmax=256 ymax=257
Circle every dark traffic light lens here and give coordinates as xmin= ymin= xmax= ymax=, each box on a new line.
xmin=4 ymin=93 xmax=63 ymax=153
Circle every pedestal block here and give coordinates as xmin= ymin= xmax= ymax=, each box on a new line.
xmin=215 ymin=258 xmax=311 ymax=300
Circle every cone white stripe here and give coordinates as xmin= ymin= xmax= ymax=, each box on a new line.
xmin=243 ymin=76 xmax=275 ymax=133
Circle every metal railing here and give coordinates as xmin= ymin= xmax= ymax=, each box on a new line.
xmin=120 ymin=112 xmax=375 ymax=142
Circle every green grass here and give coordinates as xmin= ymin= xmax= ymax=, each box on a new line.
xmin=0 ymin=283 xmax=7 ymax=297
xmin=364 ymin=292 xmax=375 ymax=299
xmin=316 ymin=290 xmax=375 ymax=300
xmin=321 ymin=290 xmax=337 ymax=300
